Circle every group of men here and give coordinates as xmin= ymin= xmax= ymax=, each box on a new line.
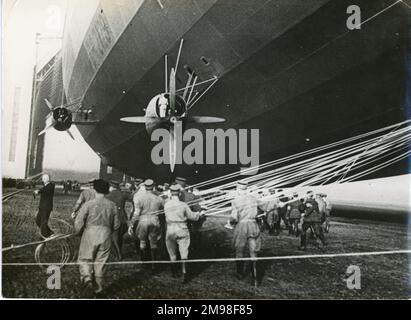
xmin=33 ymin=173 xmax=332 ymax=297
xmin=229 ymin=183 xmax=332 ymax=284
xmin=70 ymin=176 xmax=205 ymax=297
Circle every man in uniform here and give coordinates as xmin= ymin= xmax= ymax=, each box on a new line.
xmin=71 ymin=180 xmax=96 ymax=219
xmin=286 ymin=192 xmax=304 ymax=236
xmin=74 ymin=179 xmax=120 ymax=298
xmin=230 ymin=181 xmax=261 ymax=286
xmin=34 ymin=174 xmax=55 ymax=238
xmin=277 ymin=191 xmax=289 ymax=232
xmin=299 ymin=190 xmax=326 ymax=251
xmin=128 ymin=179 xmax=164 ymax=272
xmin=322 ymin=193 xmax=332 ymax=233
xmin=164 ymin=184 xmax=204 ymax=283
xmin=106 ymin=180 xmax=133 ymax=260
xmin=174 ymin=177 xmax=205 ymax=255
xmin=315 ymin=193 xmax=327 ymax=235
xmin=258 ymin=190 xmax=279 ymax=235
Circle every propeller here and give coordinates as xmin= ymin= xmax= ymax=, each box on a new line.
xmin=169 ymin=68 xmax=176 ymax=114
xmin=44 ymin=98 xmax=54 ymax=110
xmin=188 ymin=116 xmax=226 ymax=124
xmin=168 ymin=68 xmax=178 ymax=171
xmin=38 ymin=120 xmax=56 ymax=136
xmin=119 ymin=39 xmax=226 ymax=173
xmin=120 ymin=116 xmax=158 ymax=123
xmin=39 ymin=99 xmax=99 ymax=140
xmin=66 ymin=129 xmax=75 ymax=140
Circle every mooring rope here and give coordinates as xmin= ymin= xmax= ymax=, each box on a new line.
xmin=3 ymin=249 xmax=411 ymax=266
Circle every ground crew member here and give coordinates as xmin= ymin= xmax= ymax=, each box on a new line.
xmin=74 ymin=179 xmax=120 ymax=298
xmin=316 ymin=193 xmax=327 ymax=236
xmin=128 ymin=179 xmax=164 ymax=272
xmin=277 ymin=191 xmax=289 ymax=232
xmin=106 ymin=180 xmax=133 ymax=260
xmin=161 ymin=183 xmax=171 ymax=200
xmin=164 ymin=184 xmax=204 ymax=283
xmin=286 ymin=192 xmax=304 ymax=236
xmin=299 ymin=191 xmax=326 ymax=251
xmin=134 ymin=179 xmax=146 ymax=197
xmin=33 ymin=173 xmax=55 ymax=239
xmin=258 ymin=190 xmax=279 ymax=235
xmin=71 ymin=180 xmax=96 ymax=219
xmin=230 ymin=181 xmax=261 ymax=286
xmin=174 ymin=177 xmax=205 ymax=255
xmin=322 ymin=193 xmax=332 ymax=233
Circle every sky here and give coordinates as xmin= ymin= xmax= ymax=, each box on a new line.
xmin=1 ymin=0 xmax=100 ymax=178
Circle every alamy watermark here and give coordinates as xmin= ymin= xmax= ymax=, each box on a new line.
xmin=346 ymin=265 xmax=361 ymax=290
xmin=151 ymin=122 xmax=260 ymax=175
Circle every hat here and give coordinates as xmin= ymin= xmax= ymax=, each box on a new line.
xmin=237 ymin=180 xmax=248 ymax=190
xmin=170 ymin=184 xmax=181 ymax=193
xmin=93 ymin=179 xmax=110 ymax=194
xmin=134 ymin=178 xmax=143 ymax=184
xmin=164 ymin=183 xmax=170 ymax=188
xmin=321 ymin=193 xmax=327 ymax=198
xmin=293 ymin=192 xmax=298 ymax=197
xmin=175 ymin=177 xmax=187 ymax=186
xmin=144 ymin=179 xmax=154 ymax=190
xmin=110 ymin=180 xmax=120 ymax=189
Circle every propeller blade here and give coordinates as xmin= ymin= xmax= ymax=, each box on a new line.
xmin=72 ymin=120 xmax=100 ymax=125
xmin=189 ymin=116 xmax=226 ymax=124
xmin=38 ymin=120 xmax=56 ymax=136
xmin=44 ymin=99 xmax=54 ymax=110
xmin=169 ymin=121 xmax=181 ymax=173
xmin=120 ymin=116 xmax=156 ymax=123
xmin=169 ymin=68 xmax=176 ymax=115
xmin=66 ymin=129 xmax=75 ymax=140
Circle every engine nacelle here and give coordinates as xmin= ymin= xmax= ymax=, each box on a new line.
xmin=145 ymin=93 xmax=187 ymax=135
xmin=52 ymin=107 xmax=73 ymax=131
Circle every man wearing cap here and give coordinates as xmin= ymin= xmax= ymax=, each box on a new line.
xmin=230 ymin=180 xmax=261 ymax=285
xmin=164 ymin=184 xmax=204 ymax=283
xmin=128 ymin=179 xmax=164 ymax=271
xmin=74 ymin=179 xmax=120 ymax=298
xmin=299 ymin=191 xmax=326 ymax=251
xmin=106 ymin=180 xmax=133 ymax=260
xmin=286 ymin=192 xmax=304 ymax=236
xmin=175 ymin=177 xmax=205 ymax=254
xmin=71 ymin=180 xmax=97 ymax=219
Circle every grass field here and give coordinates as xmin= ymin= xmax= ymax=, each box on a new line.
xmin=2 ymin=190 xmax=410 ymax=299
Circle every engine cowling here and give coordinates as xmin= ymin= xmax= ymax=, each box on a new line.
xmin=52 ymin=107 xmax=72 ymax=131
xmin=145 ymin=93 xmax=187 ymax=135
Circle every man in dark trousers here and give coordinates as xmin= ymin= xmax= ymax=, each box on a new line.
xmin=299 ymin=190 xmax=326 ymax=251
xmin=106 ymin=180 xmax=133 ymax=260
xmin=34 ymin=174 xmax=55 ymax=238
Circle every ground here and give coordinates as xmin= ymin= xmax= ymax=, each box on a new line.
xmin=2 ymin=190 xmax=410 ymax=299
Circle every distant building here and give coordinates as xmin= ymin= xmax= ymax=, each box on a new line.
xmin=25 ymin=51 xmax=65 ymax=178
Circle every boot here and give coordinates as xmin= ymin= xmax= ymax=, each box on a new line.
xmin=181 ymin=261 xmax=188 ymax=284
xmin=236 ymin=261 xmax=245 ymax=279
xmin=299 ymin=233 xmax=307 ymax=250
xmin=150 ymin=249 xmax=159 ymax=274
xmin=81 ymin=280 xmax=94 ymax=299
xmin=141 ymin=249 xmax=150 ymax=270
xmin=250 ymin=261 xmax=258 ymax=288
